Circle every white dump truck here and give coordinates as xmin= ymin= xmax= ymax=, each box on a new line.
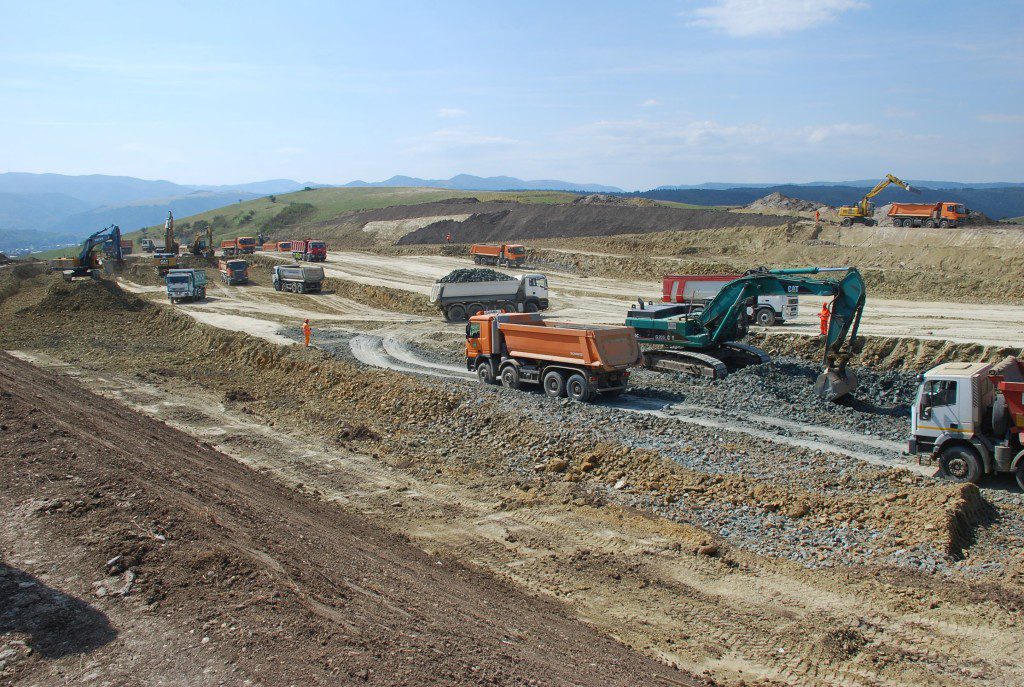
xmin=272 ymin=264 xmax=324 ymax=294
xmin=908 ymin=357 xmax=1024 ymax=488
xmin=430 ymin=272 xmax=549 ymax=322
xmin=165 ymin=268 xmax=207 ymax=303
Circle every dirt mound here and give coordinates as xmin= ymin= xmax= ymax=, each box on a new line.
xmin=399 ymin=203 xmax=788 ymax=245
xmin=572 ymin=194 xmax=658 ymax=207
xmin=746 ymin=192 xmax=820 ymax=214
xmin=31 ymin=278 xmax=147 ymax=314
xmin=0 ymin=253 xmax=11 ymax=265
xmin=437 ymin=268 xmax=515 ymax=283
xmin=751 ymin=331 xmax=1023 ymax=372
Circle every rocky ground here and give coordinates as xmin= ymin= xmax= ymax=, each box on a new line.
xmin=4 ymin=268 xmax=1024 ymax=686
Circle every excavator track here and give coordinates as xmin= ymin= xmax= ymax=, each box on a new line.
xmin=643 ymin=349 xmax=729 ymax=379
xmin=721 ymin=341 xmax=771 ymax=365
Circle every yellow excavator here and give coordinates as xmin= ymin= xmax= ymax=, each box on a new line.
xmin=153 ymin=211 xmax=180 ymax=275
xmin=188 ymin=223 xmax=214 ymax=258
xmin=838 ymin=173 xmax=919 ymax=227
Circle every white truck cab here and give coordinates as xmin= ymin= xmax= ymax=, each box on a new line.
xmin=909 ymin=359 xmax=1024 ymax=486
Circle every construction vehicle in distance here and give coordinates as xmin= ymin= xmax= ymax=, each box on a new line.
xmin=431 ymin=272 xmax=549 ymax=321
xmin=467 ymin=312 xmax=642 ymax=402
xmin=153 ymin=212 xmax=179 ymax=276
xmin=236 ymin=236 xmax=257 ymax=255
xmin=272 ymin=264 xmax=324 ymax=293
xmin=140 ymin=238 xmax=155 ymax=253
xmin=50 ymin=224 xmax=124 ymax=281
xmin=909 ymin=356 xmax=1024 ymax=489
xmin=220 ymin=239 xmax=238 ymax=256
xmin=219 ymin=258 xmax=249 ymax=285
xmin=626 ymin=267 xmax=866 ymax=401
xmin=838 ymin=173 xmax=919 ymax=227
xmin=663 ymin=274 xmax=798 ymax=326
xmin=165 ymin=268 xmax=207 ymax=303
xmin=471 ymin=243 xmax=527 ymax=268
xmin=290 ymin=239 xmax=327 ymax=262
xmin=276 ymin=241 xmax=292 ymax=252
xmin=262 ymin=242 xmax=277 ymax=252
xmin=888 ymin=202 xmax=967 ymax=228
xmin=189 ymin=224 xmax=215 ymax=257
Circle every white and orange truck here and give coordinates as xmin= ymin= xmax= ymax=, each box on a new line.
xmin=471 ymin=243 xmax=527 ymax=268
xmin=662 ymin=274 xmax=798 ymax=326
xmin=466 ymin=312 xmax=642 ymax=402
xmin=888 ymin=202 xmax=967 ymax=228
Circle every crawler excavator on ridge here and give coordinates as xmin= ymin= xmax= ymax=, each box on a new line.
xmin=838 ymin=173 xmax=920 ymax=227
xmin=625 ymin=267 xmax=867 ymax=401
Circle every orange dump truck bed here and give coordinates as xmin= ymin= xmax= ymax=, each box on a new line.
xmin=888 ymin=203 xmax=941 ymax=217
xmin=496 ymin=314 xmax=640 ymax=371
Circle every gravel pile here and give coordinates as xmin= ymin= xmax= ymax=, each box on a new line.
xmin=745 ymin=192 xmax=821 ymax=213
xmin=437 ymin=268 xmax=515 ymax=284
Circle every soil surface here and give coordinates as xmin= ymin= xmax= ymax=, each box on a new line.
xmin=0 ymin=350 xmax=702 ymax=686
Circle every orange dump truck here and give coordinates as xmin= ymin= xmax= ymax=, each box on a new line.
xmin=262 ymin=241 xmax=277 ymax=251
xmin=466 ymin=312 xmax=642 ymax=402
xmin=220 ymin=239 xmax=237 ymax=256
xmin=471 ymin=243 xmax=526 ymax=268
xmin=888 ymin=202 xmax=967 ymax=228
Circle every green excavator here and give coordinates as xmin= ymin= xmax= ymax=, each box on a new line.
xmin=625 ymin=267 xmax=867 ymax=401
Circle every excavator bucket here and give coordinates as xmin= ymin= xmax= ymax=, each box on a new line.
xmin=814 ymin=367 xmax=858 ymax=402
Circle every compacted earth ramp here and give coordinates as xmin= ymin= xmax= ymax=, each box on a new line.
xmin=0 ymin=350 xmax=704 ymax=686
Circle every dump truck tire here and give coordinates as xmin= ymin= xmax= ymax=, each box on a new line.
xmin=500 ymin=365 xmax=521 ymax=390
xmin=1016 ymin=461 xmax=1024 ymax=492
xmin=467 ymin=303 xmax=485 ymax=317
xmin=542 ymin=370 xmax=566 ymax=398
xmin=939 ymin=445 xmax=983 ymax=484
xmin=447 ymin=304 xmax=467 ymax=322
xmin=477 ymin=363 xmax=495 ymax=385
xmin=566 ymin=374 xmax=593 ymax=403
xmin=939 ymin=219 xmax=949 ymax=228
xmin=755 ymin=307 xmax=776 ymax=327
xmin=525 ymin=301 xmax=540 ymax=313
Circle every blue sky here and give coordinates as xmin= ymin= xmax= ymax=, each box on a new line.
xmin=2 ymin=0 xmax=1022 ymax=189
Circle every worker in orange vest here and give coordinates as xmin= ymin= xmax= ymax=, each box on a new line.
xmin=445 ymin=232 xmax=453 ymax=243
xmin=815 ymin=209 xmax=821 ymax=224
xmin=818 ymin=301 xmax=832 ymax=336
xmin=302 ymin=318 xmax=312 ymax=347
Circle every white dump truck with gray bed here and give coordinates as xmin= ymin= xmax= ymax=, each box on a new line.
xmin=430 ymin=272 xmax=549 ymax=322
xmin=272 ymin=264 xmax=324 ymax=293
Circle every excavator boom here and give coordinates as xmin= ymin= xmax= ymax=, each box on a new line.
xmin=626 ymin=267 xmax=866 ymax=400
xmin=838 ymin=173 xmax=920 ymax=226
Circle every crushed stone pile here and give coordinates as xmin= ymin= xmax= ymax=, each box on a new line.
xmin=31 ymin=278 xmax=147 ymax=314
xmin=572 ymin=194 xmax=657 ymax=207
xmin=745 ymin=192 xmax=821 ymax=214
xmin=437 ymin=268 xmax=515 ymax=284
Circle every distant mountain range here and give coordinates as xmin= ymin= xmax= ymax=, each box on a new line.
xmin=0 ymin=173 xmax=320 ymax=253
xmin=657 ymin=180 xmax=1024 ymax=191
xmin=343 ymin=174 xmax=623 ymax=193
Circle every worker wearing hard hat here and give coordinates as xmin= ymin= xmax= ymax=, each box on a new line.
xmin=302 ymin=318 xmax=312 ymax=347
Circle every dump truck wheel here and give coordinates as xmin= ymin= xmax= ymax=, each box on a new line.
xmin=500 ymin=365 xmax=521 ymax=390
xmin=840 ymin=218 xmax=852 ymax=227
xmin=524 ymin=301 xmax=540 ymax=313
xmin=274 ymin=281 xmax=282 ymax=291
xmin=939 ymin=445 xmax=983 ymax=484
xmin=477 ymin=363 xmax=495 ymax=385
xmin=542 ymin=370 xmax=566 ymax=398
xmin=499 ymin=301 xmax=516 ymax=313
xmin=1016 ymin=461 xmax=1024 ymax=492
xmin=939 ymin=219 xmax=949 ymax=228
xmin=566 ymin=374 xmax=593 ymax=403
xmin=924 ymin=219 xmax=936 ymax=228
xmin=755 ymin=307 xmax=776 ymax=327
xmin=447 ymin=304 xmax=467 ymax=322
xmin=467 ymin=303 xmax=485 ymax=317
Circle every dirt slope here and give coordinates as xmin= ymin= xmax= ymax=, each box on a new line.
xmin=0 ymin=350 xmax=702 ymax=686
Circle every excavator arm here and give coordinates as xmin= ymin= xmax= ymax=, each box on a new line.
xmin=839 ymin=173 xmax=920 ymax=224
xmin=626 ymin=267 xmax=866 ymax=400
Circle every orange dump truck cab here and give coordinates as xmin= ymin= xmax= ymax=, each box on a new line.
xmin=220 ymin=239 xmax=238 ymax=256
xmin=236 ymin=236 xmax=257 ymax=254
xmin=471 ymin=243 xmax=527 ymax=267
xmin=888 ymin=202 xmax=967 ymax=228
xmin=466 ymin=312 xmax=642 ymax=402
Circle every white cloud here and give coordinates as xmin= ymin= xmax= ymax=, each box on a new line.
xmin=690 ymin=0 xmax=867 ymax=37
xmin=640 ymin=98 xmax=660 ymax=107
xmin=437 ymin=108 xmax=466 ymax=118
xmin=803 ymin=122 xmax=876 ymax=144
xmin=977 ymin=113 xmax=1024 ymax=124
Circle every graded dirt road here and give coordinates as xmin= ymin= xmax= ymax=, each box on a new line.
xmin=0 ymin=350 xmax=700 ymax=687
xmin=258 ymin=251 xmax=1024 ymax=346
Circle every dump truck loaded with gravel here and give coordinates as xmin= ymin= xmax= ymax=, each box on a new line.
xmin=272 ymin=264 xmax=324 ymax=294
xmin=430 ymin=268 xmax=549 ymax=321
xmin=466 ymin=312 xmax=642 ymax=402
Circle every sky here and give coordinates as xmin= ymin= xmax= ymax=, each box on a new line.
xmin=2 ymin=0 xmax=1022 ymax=190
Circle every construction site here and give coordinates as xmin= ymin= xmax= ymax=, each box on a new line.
xmin=1 ymin=182 xmax=1022 ymax=687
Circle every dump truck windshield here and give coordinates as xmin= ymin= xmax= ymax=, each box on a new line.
xmin=310 ymin=242 xmax=326 ymax=248
xmin=528 ymin=277 xmax=547 ymax=288
xmin=167 ymin=275 xmax=189 ymax=284
xmin=510 ymin=246 xmax=525 ymax=254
